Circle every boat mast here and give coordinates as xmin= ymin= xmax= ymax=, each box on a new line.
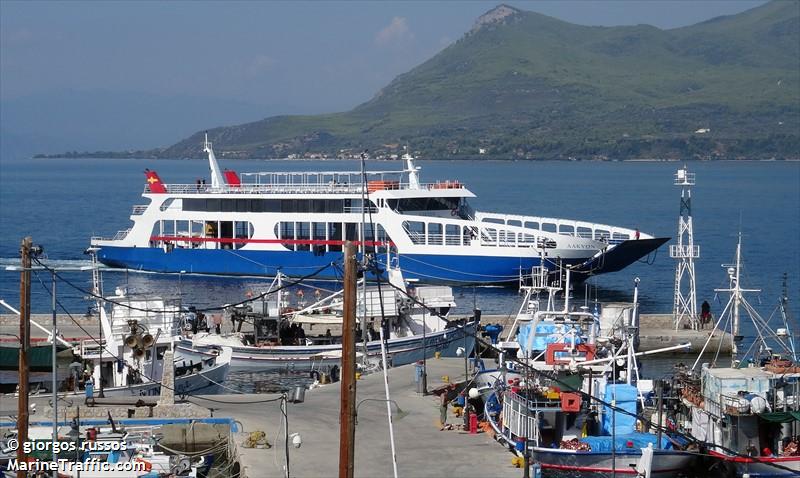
xmin=359 ymin=152 xmax=369 ymax=364
xmin=203 ymin=132 xmax=226 ymax=189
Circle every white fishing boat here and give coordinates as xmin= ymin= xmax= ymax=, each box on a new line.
xmin=90 ymin=137 xmax=666 ymax=284
xmin=71 ymin=268 xmax=231 ymax=397
xmin=175 ymin=265 xmax=477 ymax=372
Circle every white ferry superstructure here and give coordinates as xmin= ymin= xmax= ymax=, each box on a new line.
xmin=90 ymin=136 xmax=667 ymax=284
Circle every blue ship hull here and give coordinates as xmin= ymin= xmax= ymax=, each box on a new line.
xmin=96 ymin=245 xmax=551 ymax=284
xmin=95 ymin=238 xmax=667 ymax=284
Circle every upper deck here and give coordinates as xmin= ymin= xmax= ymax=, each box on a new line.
xmin=145 ymin=169 xmax=471 ymax=197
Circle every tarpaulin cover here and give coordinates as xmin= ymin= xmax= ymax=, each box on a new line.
xmin=579 ymin=433 xmax=670 ymax=452
xmin=516 ymin=322 xmax=584 ymax=353
xmin=602 ymin=383 xmax=638 ymax=435
xmin=758 ymin=411 xmax=800 ymax=423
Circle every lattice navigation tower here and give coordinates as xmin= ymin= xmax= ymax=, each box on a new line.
xmin=670 ymin=166 xmax=700 ymax=330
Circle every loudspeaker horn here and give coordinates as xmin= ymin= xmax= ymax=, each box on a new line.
xmin=141 ymin=334 xmax=155 ymax=348
xmin=124 ymin=335 xmax=141 ymax=349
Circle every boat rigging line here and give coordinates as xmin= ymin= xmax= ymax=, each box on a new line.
xmin=31 ymin=256 xmax=339 ymax=314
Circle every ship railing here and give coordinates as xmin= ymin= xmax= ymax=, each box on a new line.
xmin=502 ymin=390 xmax=559 ymax=443
xmin=146 ymin=179 xmax=467 ymax=195
xmin=131 ymin=205 xmax=149 ymax=215
xmin=343 ymin=206 xmax=379 ymax=214
xmin=475 ymin=212 xmax=640 ymax=243
xmin=91 ymin=229 xmax=131 ymax=242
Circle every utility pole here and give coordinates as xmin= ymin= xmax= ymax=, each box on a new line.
xmin=339 ymin=242 xmax=357 ymax=478
xmin=18 ymin=237 xmax=32 ymax=478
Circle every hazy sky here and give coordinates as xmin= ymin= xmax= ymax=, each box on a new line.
xmin=0 ymin=0 xmax=769 ymax=153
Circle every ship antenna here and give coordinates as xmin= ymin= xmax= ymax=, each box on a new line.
xmin=403 ymin=146 xmax=420 ymax=190
xmin=203 ymin=132 xmax=226 ymax=189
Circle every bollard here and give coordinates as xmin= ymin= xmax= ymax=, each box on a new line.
xmin=469 ymin=412 xmax=478 ymax=434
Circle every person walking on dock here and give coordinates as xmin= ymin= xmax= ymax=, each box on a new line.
xmin=439 ymin=384 xmax=456 ymax=430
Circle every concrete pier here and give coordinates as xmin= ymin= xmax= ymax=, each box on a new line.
xmin=191 ymin=358 xmax=519 ymax=478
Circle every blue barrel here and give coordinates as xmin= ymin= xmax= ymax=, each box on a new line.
xmin=515 ymin=437 xmax=526 ymax=452
xmin=85 ymin=379 xmax=94 ymax=399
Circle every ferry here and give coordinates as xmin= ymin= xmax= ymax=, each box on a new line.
xmin=90 ymin=136 xmax=667 ymax=284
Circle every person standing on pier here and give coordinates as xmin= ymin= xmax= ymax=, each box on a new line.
xmin=212 ymin=313 xmax=222 ymax=334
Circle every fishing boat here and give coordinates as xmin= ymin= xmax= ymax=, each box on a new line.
xmin=477 ymin=270 xmax=697 ymax=477
xmin=71 ymin=272 xmax=231 ymax=397
xmin=670 ymin=238 xmax=800 ymax=477
xmin=89 ymin=136 xmax=666 ymax=284
xmin=175 ymin=265 xmax=477 ymax=372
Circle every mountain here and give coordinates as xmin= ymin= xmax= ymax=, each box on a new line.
xmin=65 ymin=1 xmax=800 ymax=160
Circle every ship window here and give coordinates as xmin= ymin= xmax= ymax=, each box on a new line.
xmin=559 ymin=224 xmax=574 ymax=235
xmin=313 ymin=222 xmax=326 ymax=254
xmin=326 ymin=199 xmax=344 ymax=213
xmin=577 ymin=226 xmax=592 ymax=239
xmin=191 ymin=220 xmax=204 ymax=247
xmin=312 ymin=200 xmax=326 ymax=213
xmin=221 ymin=200 xmax=236 ymax=212
xmin=613 ymin=232 xmax=629 ymax=242
xmin=428 ymin=223 xmax=443 ymax=245
xmin=236 ymin=200 xmax=249 ymax=212
xmin=508 ymin=220 xmax=522 ymax=227
xmin=282 ymin=200 xmax=304 ymax=213
xmin=524 ymin=221 xmax=539 ymax=230
xmin=445 ymin=225 xmax=460 ymax=246
xmin=541 ymin=223 xmax=557 ymax=233
xmin=296 ymin=222 xmax=310 ymax=251
xmin=482 ymin=217 xmax=504 ymax=225
xmin=278 ymin=222 xmax=295 ymax=251
xmin=263 ymin=199 xmax=281 ymax=212
xmin=392 ymin=197 xmax=458 ymax=212
xmin=595 ymin=229 xmax=610 ymax=241
xmin=345 ymin=223 xmax=358 ymax=241
xmin=206 ymin=199 xmax=221 ymax=212
xmin=363 ymin=223 xmax=373 ymax=242
xmin=162 ymin=220 xmax=175 ymax=236
xmin=183 ymin=198 xmax=201 ymax=211
xmin=402 ymin=221 xmax=425 ymax=245
xmin=328 ymin=223 xmax=343 ymax=252
xmin=159 ymin=198 xmax=177 ymax=211
xmin=234 ymin=221 xmax=250 ymax=250
xmin=220 ymin=221 xmax=234 ymax=249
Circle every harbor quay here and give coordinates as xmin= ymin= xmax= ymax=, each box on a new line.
xmin=191 ymin=357 xmax=520 ymax=478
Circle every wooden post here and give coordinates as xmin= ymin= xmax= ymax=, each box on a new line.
xmin=339 ymin=242 xmax=357 ymax=478
xmin=18 ymin=237 xmax=31 ymax=478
